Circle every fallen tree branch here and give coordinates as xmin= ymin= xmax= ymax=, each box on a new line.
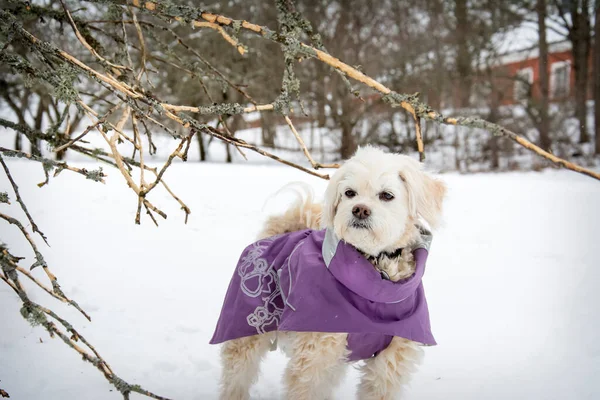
xmin=0 ymin=212 xmax=90 ymax=321
xmin=5 ymin=18 xmax=329 ymax=183
xmin=128 ymin=0 xmax=599 ymax=181
xmin=0 ymin=243 xmax=171 ymax=400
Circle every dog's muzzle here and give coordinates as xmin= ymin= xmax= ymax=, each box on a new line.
xmin=350 ymin=218 xmax=371 ymax=229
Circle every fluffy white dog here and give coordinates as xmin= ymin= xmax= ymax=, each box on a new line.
xmin=216 ymin=146 xmax=446 ymax=400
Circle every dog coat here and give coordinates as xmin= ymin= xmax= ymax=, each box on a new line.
xmin=209 ymin=228 xmax=436 ymax=361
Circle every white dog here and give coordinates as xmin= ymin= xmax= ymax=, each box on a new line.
xmin=213 ymin=146 xmax=446 ymax=399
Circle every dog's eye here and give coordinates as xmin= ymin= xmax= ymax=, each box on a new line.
xmin=345 ymin=189 xmax=357 ymax=198
xmin=379 ymin=192 xmax=394 ymax=201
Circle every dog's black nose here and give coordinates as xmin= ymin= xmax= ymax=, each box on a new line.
xmin=352 ymin=204 xmax=371 ymax=220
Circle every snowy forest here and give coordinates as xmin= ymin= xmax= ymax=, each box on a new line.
xmin=1 ymin=0 xmax=599 ymax=399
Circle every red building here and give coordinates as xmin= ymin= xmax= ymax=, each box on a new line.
xmin=493 ymin=40 xmax=594 ymax=106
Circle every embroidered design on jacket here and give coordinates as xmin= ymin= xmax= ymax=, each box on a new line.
xmin=238 ymin=236 xmax=284 ymax=334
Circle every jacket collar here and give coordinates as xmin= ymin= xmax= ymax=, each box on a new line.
xmin=322 ymin=228 xmax=403 ymax=280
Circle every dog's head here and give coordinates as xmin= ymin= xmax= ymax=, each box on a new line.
xmin=321 ymin=146 xmax=446 ymax=256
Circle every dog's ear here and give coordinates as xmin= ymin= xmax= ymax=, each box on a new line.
xmin=399 ymin=161 xmax=447 ymax=229
xmin=321 ymin=168 xmax=345 ymax=228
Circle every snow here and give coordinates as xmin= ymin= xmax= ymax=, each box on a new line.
xmin=1 ymin=160 xmax=600 ymax=400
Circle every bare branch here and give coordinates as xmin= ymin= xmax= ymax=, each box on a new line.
xmin=284 ymin=116 xmax=340 ymax=169
xmin=0 ymin=154 xmax=49 ymax=245
xmin=0 ymin=147 xmax=106 ymax=183
xmin=59 ymin=0 xmax=130 ymax=72
xmin=54 ymin=102 xmax=122 ymax=153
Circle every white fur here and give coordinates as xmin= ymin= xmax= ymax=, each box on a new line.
xmin=217 ymin=146 xmax=446 ymax=399
xmin=322 ymin=146 xmax=446 ymax=256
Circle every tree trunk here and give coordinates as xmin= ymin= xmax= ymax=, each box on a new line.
xmin=2 ymin=90 xmax=28 ymax=152
xmin=429 ymin=0 xmax=445 ymax=111
xmin=316 ymin=65 xmax=327 ymax=128
xmin=340 ymin=120 xmax=357 ymax=159
xmin=594 ymin=0 xmax=600 ymax=154
xmin=317 ymin=96 xmax=327 ymax=127
xmin=260 ymin=112 xmax=276 ymax=147
xmin=454 ymin=128 xmax=461 ymax=171
xmin=32 ymin=95 xmax=45 ymax=156
xmin=537 ymin=0 xmax=552 ymax=151
xmin=225 ymin=114 xmax=244 ymax=163
xmin=57 ymin=112 xmax=83 ymax=161
xmin=570 ymin=0 xmax=592 ymax=143
xmin=14 ymin=132 xmax=22 ymax=151
xmin=487 ymin=92 xmax=500 ymax=170
xmin=197 ymin=132 xmax=206 ymax=161
xmin=225 ymin=133 xmax=233 ymax=163
xmin=489 ymin=135 xmax=500 ymax=170
xmin=455 ymin=0 xmax=471 ymax=108
xmin=221 ymin=92 xmax=233 ymax=163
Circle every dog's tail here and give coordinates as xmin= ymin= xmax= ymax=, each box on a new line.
xmin=257 ymin=182 xmax=323 ymax=239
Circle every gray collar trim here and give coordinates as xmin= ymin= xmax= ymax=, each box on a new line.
xmin=322 ymin=228 xmax=340 ymax=268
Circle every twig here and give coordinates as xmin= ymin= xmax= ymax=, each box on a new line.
xmin=138 ymin=118 xmax=157 ymax=154
xmin=130 ymin=3 xmax=246 ymax=55
xmin=190 ymin=73 xmax=246 ymax=160
xmin=440 ymin=116 xmax=600 ymax=180
xmin=0 ymin=212 xmax=50 ymax=287
xmin=161 ymin=102 xmax=273 ymax=115
xmin=0 ymin=154 xmax=49 ymax=245
xmin=143 ymin=201 xmax=159 ymax=227
xmin=155 ymin=173 xmax=191 ymax=224
xmin=143 ymin=135 xmax=188 ymax=194
xmin=190 ymin=20 xmax=246 ymax=55
xmin=0 ymin=147 xmax=106 ymax=183
xmin=199 ymin=125 xmax=330 ymax=179
xmin=77 ymin=101 xmax=172 ymax=223
xmin=131 ymin=113 xmax=144 ymax=180
xmin=284 ymin=116 xmax=340 ymax=169
xmin=243 ymin=104 xmax=275 ymax=112
xmin=143 ymin=199 xmax=165 ymax=220
xmin=14 ymin=264 xmax=91 ymax=321
xmin=128 ymin=6 xmax=152 ymax=85
xmin=59 ymin=0 xmax=130 ymax=72
xmin=92 ymin=105 xmax=140 ymax=193
xmin=13 ymin=21 xmax=139 ymax=99
xmin=153 ymin=27 xmax=257 ymax=104
xmin=54 ymin=102 xmax=122 ymax=153
xmin=135 ymin=196 xmax=143 ymax=225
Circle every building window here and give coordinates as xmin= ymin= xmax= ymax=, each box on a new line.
xmin=514 ymin=67 xmax=533 ymax=101
xmin=551 ymin=61 xmax=570 ymax=98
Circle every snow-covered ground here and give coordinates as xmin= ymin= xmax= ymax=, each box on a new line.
xmin=1 ymin=160 xmax=600 ymax=400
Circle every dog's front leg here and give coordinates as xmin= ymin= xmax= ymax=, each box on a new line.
xmin=219 ymin=333 xmax=274 ymax=400
xmin=283 ymin=332 xmax=348 ymax=400
xmin=357 ymin=337 xmax=423 ymax=400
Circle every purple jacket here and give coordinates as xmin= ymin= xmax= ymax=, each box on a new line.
xmin=210 ymin=229 xmax=436 ymax=361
